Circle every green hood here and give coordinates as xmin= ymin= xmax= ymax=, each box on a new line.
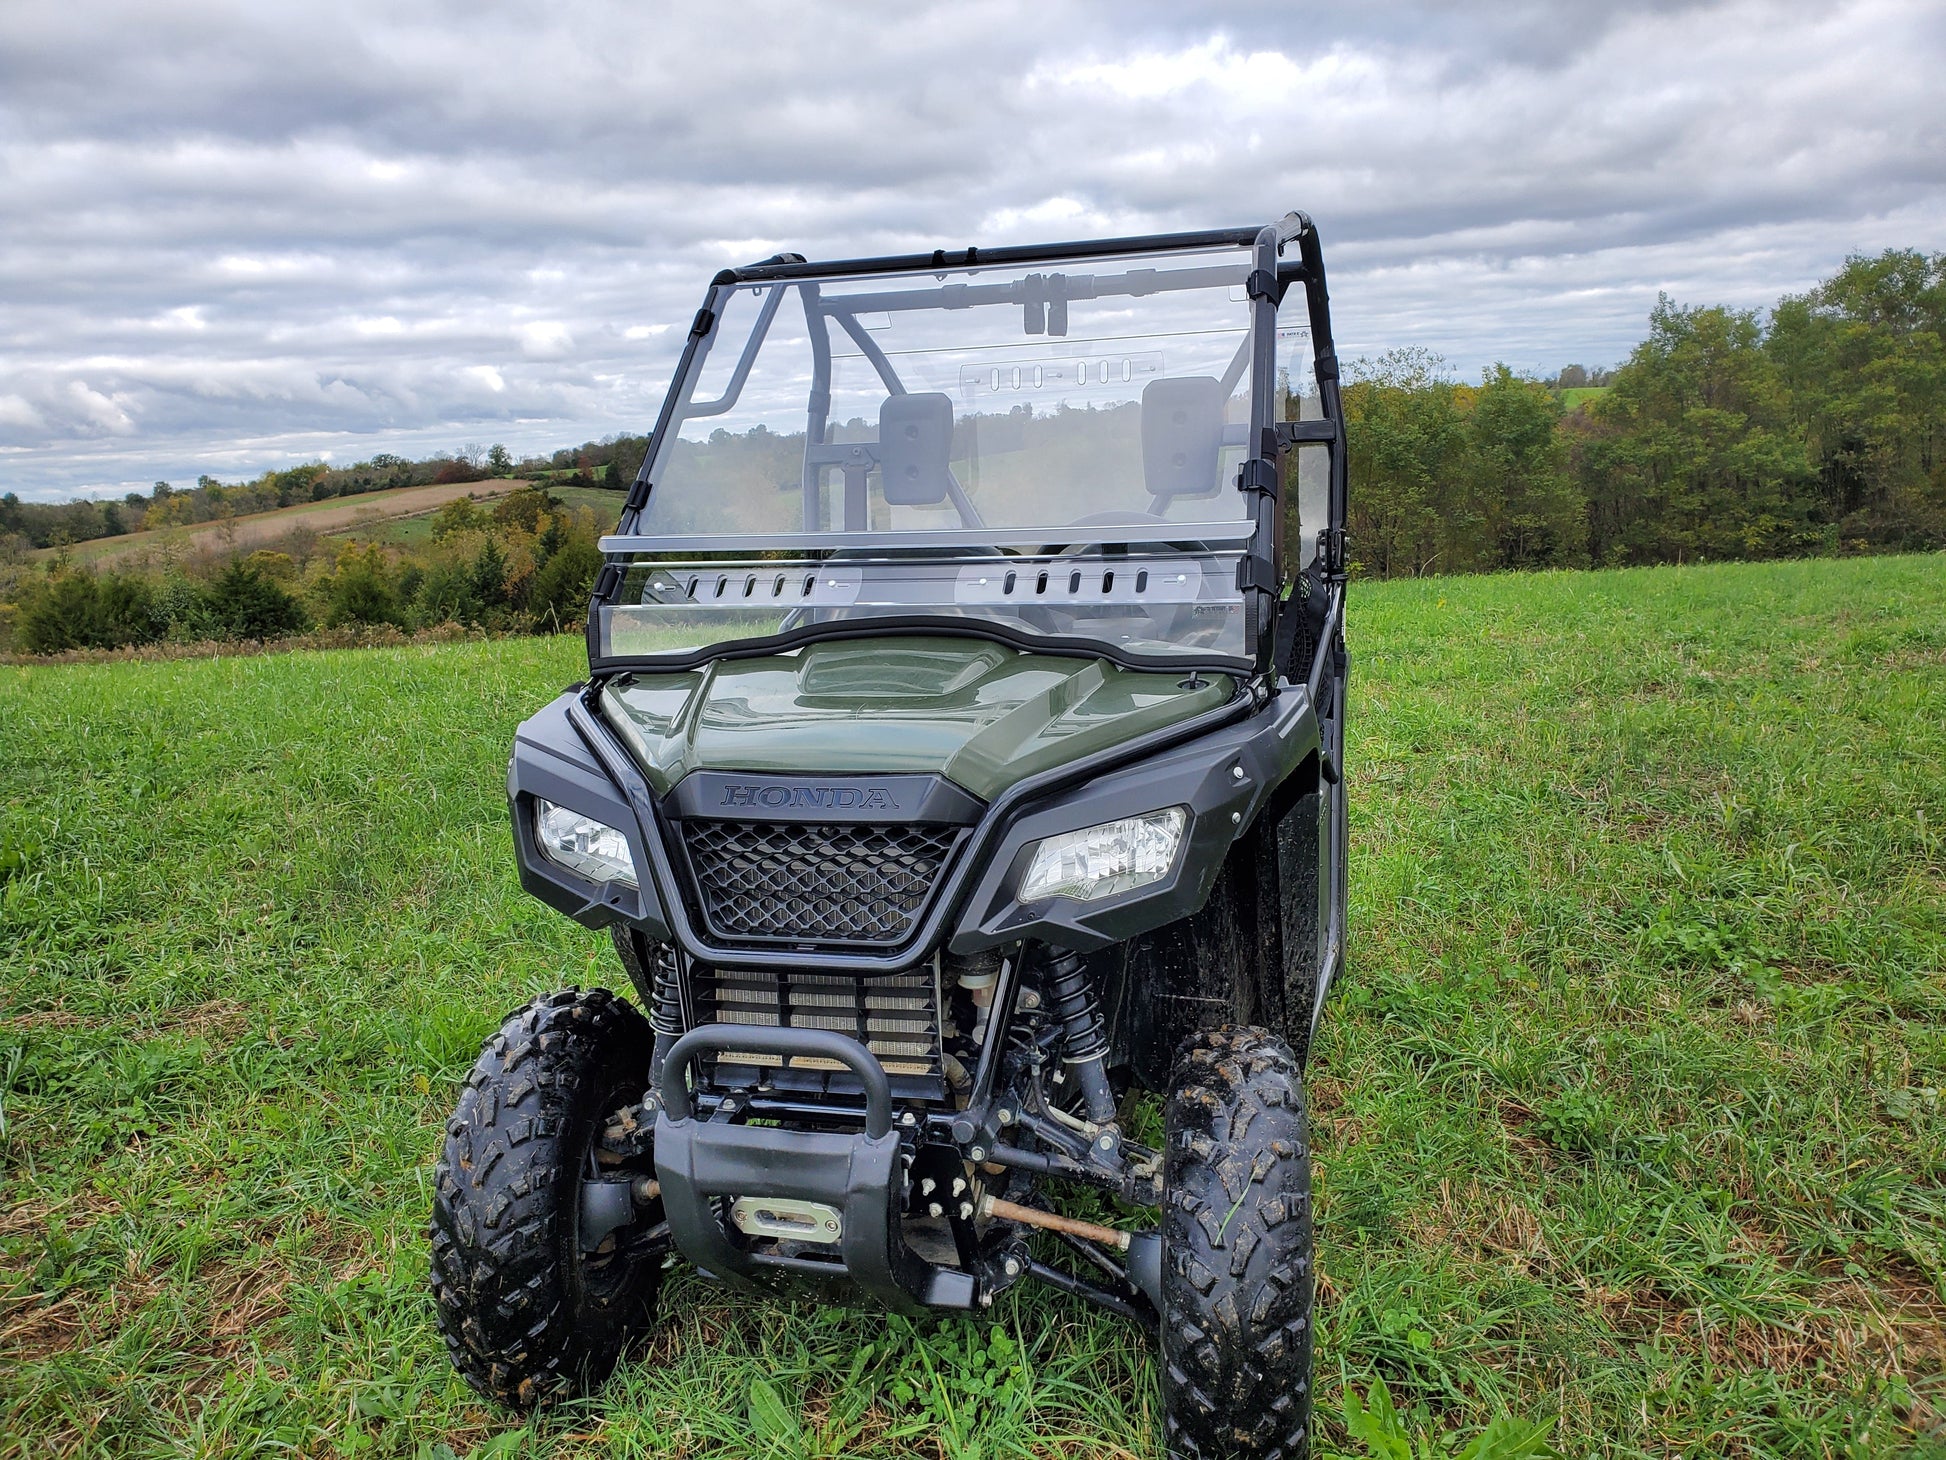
xmin=598 ymin=637 xmax=1234 ymax=803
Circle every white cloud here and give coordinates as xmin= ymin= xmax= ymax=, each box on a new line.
xmin=0 ymin=0 xmax=1940 ymax=499
xmin=515 ymin=322 xmax=575 ymax=359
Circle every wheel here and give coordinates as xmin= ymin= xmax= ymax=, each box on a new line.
xmin=1161 ymin=1025 xmax=1314 ymax=1459
xmin=430 ymin=987 xmax=665 ymax=1408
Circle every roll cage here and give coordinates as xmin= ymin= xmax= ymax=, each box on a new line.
xmin=588 ymin=212 xmax=1348 ymax=685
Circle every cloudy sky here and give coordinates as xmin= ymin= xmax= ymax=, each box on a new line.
xmin=2 ymin=0 xmax=1941 ymax=503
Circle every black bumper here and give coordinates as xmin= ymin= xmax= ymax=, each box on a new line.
xmin=652 ymin=1026 xmax=975 ymax=1311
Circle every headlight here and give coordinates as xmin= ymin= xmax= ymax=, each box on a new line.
xmin=533 ymin=799 xmax=638 ymax=888
xmin=1018 ymin=807 xmax=1187 ymax=903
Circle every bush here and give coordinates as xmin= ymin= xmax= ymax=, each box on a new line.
xmin=14 ymin=570 xmax=161 ymax=654
xmin=526 ymin=538 xmax=602 ymax=631
xmin=205 ymin=560 xmax=308 ymax=640
xmin=325 ymin=547 xmax=404 ymax=628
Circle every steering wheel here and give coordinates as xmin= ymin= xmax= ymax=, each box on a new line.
xmin=1037 ymin=511 xmax=1179 ymax=559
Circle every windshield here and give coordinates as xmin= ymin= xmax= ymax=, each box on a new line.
xmin=597 ymin=241 xmax=1265 ymax=668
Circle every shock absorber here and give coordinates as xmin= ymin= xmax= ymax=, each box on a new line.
xmin=646 ymin=944 xmax=685 ymax=1086
xmin=1041 ymin=948 xmax=1118 ymax=1126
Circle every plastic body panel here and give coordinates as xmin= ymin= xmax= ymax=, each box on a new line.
xmin=598 ymin=637 xmax=1232 ymax=801
xmin=503 ymin=646 xmax=1323 ymax=970
xmin=947 ymin=686 xmax=1316 ymax=954
xmin=505 ymin=692 xmax=669 ymax=937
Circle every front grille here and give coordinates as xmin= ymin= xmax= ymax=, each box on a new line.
xmin=680 ymin=820 xmax=958 ymax=945
xmin=694 ymin=967 xmax=945 ymax=1091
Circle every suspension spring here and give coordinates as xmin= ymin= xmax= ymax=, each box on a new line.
xmin=1041 ymin=948 xmax=1118 ymax=1125
xmin=647 ymin=944 xmax=684 ymax=1085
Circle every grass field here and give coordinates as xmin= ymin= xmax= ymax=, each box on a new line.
xmin=2 ymin=553 xmax=1943 ymax=1458
xmin=1560 ymin=387 xmax=1609 ymax=411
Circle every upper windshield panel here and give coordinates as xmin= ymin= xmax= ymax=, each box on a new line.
xmin=634 ymin=245 xmax=1256 ymax=544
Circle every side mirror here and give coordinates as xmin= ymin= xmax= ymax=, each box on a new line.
xmin=1141 ymin=376 xmax=1225 ymax=499
xmin=879 ymin=393 xmax=955 ymax=506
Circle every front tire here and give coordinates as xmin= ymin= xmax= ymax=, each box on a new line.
xmin=1161 ymin=1026 xmax=1315 ymax=1459
xmin=430 ymin=988 xmax=663 ymax=1408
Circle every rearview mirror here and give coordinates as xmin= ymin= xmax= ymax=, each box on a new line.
xmin=879 ymin=393 xmax=955 ymax=506
xmin=1141 ymin=376 xmax=1225 ymax=499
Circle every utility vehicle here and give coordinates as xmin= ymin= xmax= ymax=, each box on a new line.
xmin=432 ymin=213 xmax=1349 ymax=1458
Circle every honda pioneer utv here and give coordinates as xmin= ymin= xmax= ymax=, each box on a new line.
xmin=432 ymin=213 xmax=1350 ymax=1457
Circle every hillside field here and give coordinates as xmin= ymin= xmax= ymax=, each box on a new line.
xmin=1 ymin=554 xmax=1942 ymax=1458
xmin=39 ymin=479 xmax=532 ymax=568
xmin=328 ymin=484 xmax=629 ymax=548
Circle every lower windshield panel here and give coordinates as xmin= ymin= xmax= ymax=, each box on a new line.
xmin=597 ymin=549 xmax=1248 ymax=664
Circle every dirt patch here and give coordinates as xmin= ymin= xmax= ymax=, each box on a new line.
xmin=0 ymin=1000 xmax=249 ymax=1042
xmin=145 ymin=999 xmax=250 ymax=1043
xmin=0 ymin=1289 xmax=88 ymax=1359
xmin=199 ymin=1258 xmax=294 ymax=1361
xmin=1578 ymin=1263 xmax=1946 ymax=1384
xmin=1493 ymin=1096 xmax=1556 ymax=1159
xmin=1408 ymin=1179 xmax=1552 ymax=1276
xmin=0 ymin=1006 xmax=93 ymax=1031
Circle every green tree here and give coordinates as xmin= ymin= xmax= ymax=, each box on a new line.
xmin=430 ymin=496 xmax=485 ymax=540
xmin=414 ymin=561 xmax=481 ymax=625
xmin=471 ymin=539 xmax=509 ymax=611
xmin=1767 ymin=248 xmax=1946 ymax=549
xmin=205 ymin=559 xmax=308 ymax=640
xmin=486 ymin=443 xmax=514 ymax=476
xmin=1576 ymin=296 xmax=1820 ymax=565
xmin=1467 ymin=366 xmax=1584 ymax=569
xmin=526 ymin=538 xmax=602 ymax=631
xmin=15 ymin=570 xmax=160 ymax=653
xmin=491 ymin=486 xmax=560 ymax=534
xmin=1343 ymin=349 xmax=1469 ymax=576
xmin=326 ymin=547 xmax=403 ymax=628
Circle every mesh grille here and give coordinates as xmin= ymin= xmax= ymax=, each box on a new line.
xmin=696 ymin=969 xmax=944 ymax=1081
xmin=681 ymin=820 xmax=958 ymax=945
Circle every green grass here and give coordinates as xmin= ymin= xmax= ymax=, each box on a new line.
xmin=2 ymin=554 xmax=1943 ymax=1458
xmin=1560 ymin=387 xmax=1608 ymax=411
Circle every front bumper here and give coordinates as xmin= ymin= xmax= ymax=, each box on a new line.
xmin=652 ymin=1025 xmax=975 ymax=1311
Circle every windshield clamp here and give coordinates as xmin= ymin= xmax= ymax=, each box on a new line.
xmin=1236 ymin=557 xmax=1280 ymax=594
xmin=1236 ymin=458 xmax=1279 ymax=500
xmin=1321 ymin=528 xmax=1349 ymax=578
xmin=1245 ymin=268 xmax=1282 ymax=304
xmin=689 ymin=307 xmax=715 ymax=338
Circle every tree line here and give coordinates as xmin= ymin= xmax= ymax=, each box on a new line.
xmin=0 ymin=435 xmax=650 ymax=552
xmin=2 ymin=248 xmax=1938 ymax=656
xmin=1335 ymin=248 xmax=1944 ymax=576
xmin=1 ymin=486 xmax=608 ymax=656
